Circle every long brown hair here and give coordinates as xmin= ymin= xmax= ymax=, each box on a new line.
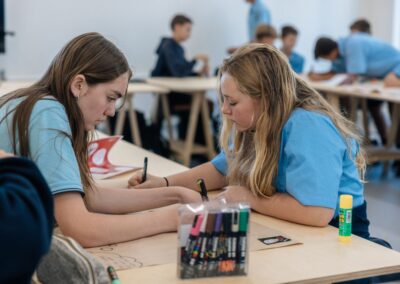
xmin=218 ymin=43 xmax=365 ymax=197
xmin=0 ymin=32 xmax=132 ymax=190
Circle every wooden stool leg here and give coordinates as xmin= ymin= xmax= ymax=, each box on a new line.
xmin=382 ymin=104 xmax=399 ymax=176
xmin=201 ymin=99 xmax=216 ymax=160
xmin=127 ymin=95 xmax=142 ymax=147
xmin=326 ymin=93 xmax=340 ymax=112
xmin=115 ymin=104 xmax=126 ymax=136
xmin=361 ymin=99 xmax=370 ymax=142
xmin=182 ymin=93 xmax=202 ymax=166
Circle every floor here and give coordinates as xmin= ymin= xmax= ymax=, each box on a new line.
xmin=365 ymin=163 xmax=400 ymax=251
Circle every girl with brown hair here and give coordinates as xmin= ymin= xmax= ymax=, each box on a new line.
xmin=0 ymin=32 xmax=199 ymax=247
xmin=130 ymin=43 xmax=371 ymax=238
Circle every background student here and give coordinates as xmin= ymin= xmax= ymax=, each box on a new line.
xmin=246 ymin=0 xmax=271 ymax=41
xmin=0 ymin=32 xmax=199 ymax=248
xmin=151 ymin=14 xmax=213 ymax=147
xmin=129 ymin=44 xmax=372 ymax=239
xmin=0 ymin=150 xmax=53 ymax=284
xmin=227 ymin=23 xmax=277 ymax=55
xmin=350 ymin=18 xmax=371 ymax=34
xmin=254 ymin=24 xmax=277 ymax=46
xmin=280 ymin=25 xmax=305 ymax=74
xmin=310 ymin=28 xmax=400 ymax=146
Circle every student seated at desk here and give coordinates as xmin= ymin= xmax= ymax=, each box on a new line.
xmin=0 ymin=33 xmax=200 ymax=247
xmin=280 ymin=25 xmax=305 ymax=74
xmin=129 ymin=44 xmax=371 ymax=237
xmin=0 ymin=150 xmax=53 ymax=284
xmin=151 ymin=14 xmax=211 ymax=143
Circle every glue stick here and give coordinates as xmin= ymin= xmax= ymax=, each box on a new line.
xmin=339 ymin=194 xmax=353 ymax=243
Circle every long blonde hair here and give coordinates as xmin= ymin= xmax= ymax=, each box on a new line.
xmin=218 ymin=43 xmax=365 ymax=197
xmin=0 ymin=33 xmax=132 ymax=191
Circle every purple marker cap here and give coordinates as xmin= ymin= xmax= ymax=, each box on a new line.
xmin=214 ymin=213 xmax=223 ymax=233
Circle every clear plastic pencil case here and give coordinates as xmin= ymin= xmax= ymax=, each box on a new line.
xmin=177 ymin=201 xmax=250 ymax=279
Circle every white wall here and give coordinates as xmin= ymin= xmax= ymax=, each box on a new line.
xmin=360 ymin=0 xmax=395 ymax=41
xmin=393 ymin=0 xmax=400 ymax=49
xmin=2 ymin=0 xmax=397 ymax=80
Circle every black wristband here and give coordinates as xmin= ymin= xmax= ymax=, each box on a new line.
xmin=163 ymin=177 xmax=169 ymax=187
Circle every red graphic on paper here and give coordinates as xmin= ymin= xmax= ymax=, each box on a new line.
xmin=88 ymin=136 xmax=135 ymax=178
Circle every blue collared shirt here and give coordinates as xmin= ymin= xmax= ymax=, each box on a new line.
xmin=288 ymin=51 xmax=305 ymax=73
xmin=211 ymin=108 xmax=364 ymax=217
xmin=248 ymin=0 xmax=271 ymax=40
xmin=337 ymin=32 xmax=400 ymax=78
xmin=0 ymin=97 xmax=84 ymax=195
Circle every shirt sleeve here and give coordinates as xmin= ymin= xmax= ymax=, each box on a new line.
xmin=28 ymin=99 xmax=84 ymax=195
xmin=211 ymin=151 xmax=228 ymax=176
xmin=282 ymin=112 xmax=345 ymax=209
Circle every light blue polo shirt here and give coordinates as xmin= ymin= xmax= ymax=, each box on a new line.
xmin=248 ymin=0 xmax=271 ymax=40
xmin=288 ymin=51 xmax=305 ymax=74
xmin=0 ymin=97 xmax=83 ymax=195
xmin=338 ymin=32 xmax=400 ymax=78
xmin=211 ymin=108 xmax=364 ymax=217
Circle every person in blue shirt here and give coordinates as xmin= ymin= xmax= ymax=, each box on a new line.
xmin=311 ymin=33 xmax=400 ymax=146
xmin=246 ymin=0 xmax=271 ymax=41
xmin=280 ymin=25 xmax=305 ymax=74
xmin=129 ymin=43 xmax=371 ymax=236
xmin=151 ymin=14 xmax=212 ymax=143
xmin=0 ymin=151 xmax=53 ymax=284
xmin=0 ymin=32 xmax=200 ymax=247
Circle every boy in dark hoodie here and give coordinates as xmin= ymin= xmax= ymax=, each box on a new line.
xmin=152 ymin=14 xmax=211 ymax=145
xmin=0 ymin=150 xmax=53 ymax=284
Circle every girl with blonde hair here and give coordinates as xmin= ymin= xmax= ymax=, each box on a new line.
xmin=130 ymin=43 xmax=370 ymax=237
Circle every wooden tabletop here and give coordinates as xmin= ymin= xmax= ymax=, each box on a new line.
xmin=0 ymin=80 xmax=34 ymax=96
xmin=97 ymin=133 xmax=400 ymax=284
xmin=146 ymin=77 xmax=218 ymax=93
xmin=127 ymin=82 xmax=169 ymax=94
xmin=307 ymin=78 xmax=400 ymax=104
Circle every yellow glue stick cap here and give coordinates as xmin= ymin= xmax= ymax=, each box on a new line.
xmin=340 ymin=194 xmax=353 ymax=209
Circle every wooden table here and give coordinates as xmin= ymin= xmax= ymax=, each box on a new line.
xmin=0 ymin=80 xmax=33 ymax=96
xmin=308 ymin=79 xmax=400 ymax=165
xmin=113 ymin=82 xmax=169 ymax=147
xmin=97 ymin=134 xmax=400 ymax=284
xmin=146 ymin=77 xmax=218 ymax=166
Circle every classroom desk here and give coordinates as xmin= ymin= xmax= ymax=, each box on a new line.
xmin=146 ymin=77 xmax=218 ymax=166
xmin=97 ymin=134 xmax=400 ymax=284
xmin=0 ymin=80 xmax=33 ymax=96
xmin=114 ymin=82 xmax=169 ymax=147
xmin=308 ymin=80 xmax=400 ymax=164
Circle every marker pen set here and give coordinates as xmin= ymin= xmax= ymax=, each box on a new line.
xmin=178 ymin=203 xmax=250 ymax=279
